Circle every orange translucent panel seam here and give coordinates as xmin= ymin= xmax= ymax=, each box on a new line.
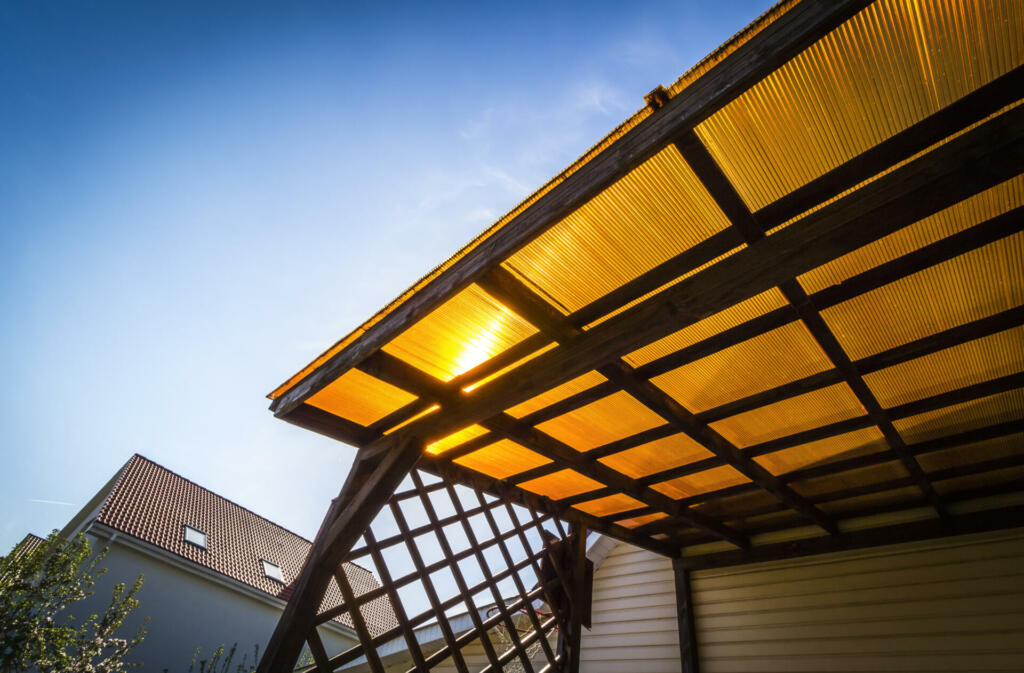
xmin=599 ymin=434 xmax=713 ymax=479
xmin=617 ymin=512 xmax=668 ymax=529
xmin=892 ymin=388 xmax=1024 ymax=445
xmin=694 ymin=0 xmax=1024 ymax=211
xmin=864 ymin=325 xmax=1024 ymax=409
xmin=383 ymin=404 xmax=440 ymax=435
xmin=798 ymin=175 xmax=1024 ymax=294
xmin=650 ymin=320 xmax=833 ymax=413
xmin=916 ymin=433 xmax=1023 ymax=473
xmin=426 ymin=425 xmax=490 ymax=456
xmin=624 ymin=288 xmax=789 ymax=367
xmin=535 ymin=391 xmax=665 ymax=452
xmin=651 ymin=465 xmax=750 ymax=500
xmin=518 ymin=469 xmax=604 ymax=500
xmin=382 ymin=283 xmax=538 ymax=382
xmin=502 ymin=145 xmax=732 ymax=315
xmin=461 ymin=342 xmax=556 ymax=393
xmin=505 ymin=371 xmax=607 ymax=419
xmin=820 ymin=232 xmax=1024 ymax=360
xmin=754 ymin=426 xmax=888 ymax=476
xmin=306 ymin=368 xmax=418 ymax=427
xmin=453 ymin=439 xmax=552 ymax=480
xmin=573 ymin=493 xmax=645 ymax=517
xmin=710 ymin=383 xmax=866 ymax=448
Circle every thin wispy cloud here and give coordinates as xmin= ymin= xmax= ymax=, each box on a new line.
xmin=30 ymin=498 xmax=77 ymax=507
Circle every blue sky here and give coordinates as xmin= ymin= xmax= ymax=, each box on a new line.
xmin=0 ymin=0 xmax=774 ymax=555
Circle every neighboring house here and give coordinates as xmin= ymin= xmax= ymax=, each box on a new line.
xmin=27 ymin=454 xmax=397 ymax=671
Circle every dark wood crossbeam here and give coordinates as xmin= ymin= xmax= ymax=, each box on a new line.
xmin=426 ymin=456 xmax=678 ymax=557
xmin=678 ymin=503 xmax=1024 ymax=570
xmin=480 ymin=264 xmax=837 ymax=534
xmin=779 ymin=420 xmax=1024 ymax=485
xmin=675 ymin=129 xmax=949 ymax=520
xmin=340 ymin=108 xmax=1024 ymax=496
xmin=634 ymin=411 xmax=1024 ymax=540
xmin=357 ymin=347 xmax=748 ymax=548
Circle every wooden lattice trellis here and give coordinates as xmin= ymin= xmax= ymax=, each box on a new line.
xmin=299 ymin=468 xmax=589 ymax=673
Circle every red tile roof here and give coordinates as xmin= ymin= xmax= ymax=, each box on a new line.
xmin=93 ymin=454 xmax=396 ymax=636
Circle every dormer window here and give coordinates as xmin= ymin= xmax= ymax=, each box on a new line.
xmin=262 ymin=559 xmax=284 ymax=582
xmin=183 ymin=525 xmax=207 ymax=549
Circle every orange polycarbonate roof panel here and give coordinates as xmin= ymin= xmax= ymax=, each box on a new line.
xmin=893 ymin=388 xmax=1024 ymax=445
xmin=754 ymin=426 xmax=888 ymax=476
xmin=617 ymin=512 xmax=668 ymax=529
xmin=789 ymin=461 xmax=909 ymax=499
xmin=695 ymin=0 xmax=1024 ymax=212
xmin=865 ymin=326 xmax=1024 ymax=409
xmin=652 ymin=465 xmax=750 ymax=500
xmin=650 ymin=320 xmax=833 ymax=413
xmin=453 ymin=439 xmax=552 ymax=480
xmin=425 ymin=425 xmax=490 ymax=456
xmin=535 ymin=391 xmax=665 ymax=452
xmin=711 ymin=383 xmax=866 ymax=448
xmin=624 ymin=288 xmax=789 ymax=368
xmin=381 ymin=283 xmax=538 ymax=382
xmin=916 ymin=433 xmax=1023 ymax=473
xmin=574 ymin=493 xmax=645 ymax=517
xmin=505 ymin=370 xmax=607 ymax=419
xmin=306 ymin=368 xmax=417 ymax=427
xmin=799 ymin=175 xmax=1024 ymax=294
xmin=599 ymin=433 xmax=713 ymax=479
xmin=501 ymin=145 xmax=732 ymax=316
xmin=820 ymin=232 xmax=1024 ymax=361
xmin=518 ymin=469 xmax=604 ymax=500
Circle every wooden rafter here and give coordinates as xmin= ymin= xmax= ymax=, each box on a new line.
xmin=674 ymin=129 xmax=949 ymax=519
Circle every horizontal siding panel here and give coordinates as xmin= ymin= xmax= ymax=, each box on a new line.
xmin=694 ymin=528 xmax=1024 ymax=673
xmin=591 ymin=604 xmax=678 ymax=623
xmin=701 ymin=652 xmax=1024 ymax=673
xmin=693 ymin=533 xmax=1024 ymax=590
xmin=698 ymin=595 xmax=1024 ymax=631
xmin=579 ymin=662 xmax=682 ymax=673
xmin=582 ymin=645 xmax=682 ymax=661
xmin=700 ymin=630 xmax=1024 ymax=657
xmin=695 ymin=572 xmax=1024 ymax=616
xmin=582 ymin=540 xmax=679 ymax=673
xmin=694 ymin=555 xmax=1024 ymax=604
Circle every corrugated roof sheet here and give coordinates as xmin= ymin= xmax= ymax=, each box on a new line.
xmin=267 ymin=0 xmax=1024 ymax=553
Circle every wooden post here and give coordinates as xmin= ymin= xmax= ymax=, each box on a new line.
xmin=567 ymin=523 xmax=588 ymax=673
xmin=256 ymin=438 xmax=424 ymax=673
xmin=673 ymin=558 xmax=700 ymax=673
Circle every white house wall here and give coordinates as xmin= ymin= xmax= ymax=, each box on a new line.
xmin=581 ymin=540 xmax=681 ymax=673
xmin=690 ymin=527 xmax=1024 ymax=672
xmin=80 ymin=533 xmax=357 ymax=671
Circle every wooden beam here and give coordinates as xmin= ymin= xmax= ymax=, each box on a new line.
xmin=342 ymin=105 xmax=1024 ymax=482
xmin=270 ymin=0 xmax=874 ymax=418
xmin=358 ymin=336 xmax=748 ymax=548
xmin=673 ymin=559 xmax=701 ymax=673
xmin=678 ymin=504 xmax=1024 ymax=570
xmin=481 ymin=264 xmax=837 ymax=535
xmin=675 ymin=128 xmax=949 ymax=520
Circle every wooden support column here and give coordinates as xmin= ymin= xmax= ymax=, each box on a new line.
xmin=256 ymin=438 xmax=424 ymax=673
xmin=673 ymin=559 xmax=701 ymax=673
xmin=565 ymin=523 xmax=588 ymax=673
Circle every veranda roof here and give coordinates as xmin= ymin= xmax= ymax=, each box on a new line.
xmin=268 ymin=0 xmax=1024 ymax=561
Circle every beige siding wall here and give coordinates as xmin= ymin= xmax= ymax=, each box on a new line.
xmin=692 ymin=528 xmax=1024 ymax=672
xmin=582 ymin=541 xmax=681 ymax=673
